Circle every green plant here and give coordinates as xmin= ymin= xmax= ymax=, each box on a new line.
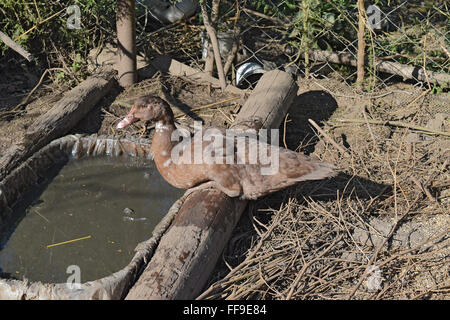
xmin=431 ymin=82 xmax=445 ymax=94
xmin=0 ymin=0 xmax=117 ymax=79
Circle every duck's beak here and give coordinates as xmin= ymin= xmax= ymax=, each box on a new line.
xmin=116 ymin=111 xmax=138 ymax=129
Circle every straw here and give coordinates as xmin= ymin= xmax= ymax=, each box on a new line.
xmin=46 ymin=235 xmax=92 ymax=248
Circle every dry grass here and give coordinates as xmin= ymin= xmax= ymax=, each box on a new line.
xmin=198 ymin=80 xmax=449 ymax=300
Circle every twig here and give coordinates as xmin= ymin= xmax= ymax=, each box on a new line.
xmin=101 ymin=108 xmax=121 ymax=120
xmin=386 ymin=148 xmax=399 ymax=218
xmin=138 ymin=21 xmax=179 ymax=40
xmin=0 ymin=68 xmax=66 ymax=120
xmin=217 ymin=107 xmax=233 ymax=124
xmin=197 ymin=211 xmax=282 ymax=299
xmin=411 ymin=284 xmax=450 ymax=300
xmin=307 ymin=49 xmax=450 ymax=85
xmin=114 ymin=96 xmax=240 ymax=117
xmin=312 ymin=81 xmax=404 ymax=99
xmin=403 ymin=88 xmax=431 ymax=110
xmin=226 ymin=0 xmax=288 ymax=26
xmin=46 ymin=235 xmax=92 ymax=248
xmin=410 ymin=176 xmax=437 ymax=202
xmin=347 ymin=211 xmax=407 ymax=299
xmin=14 ymin=8 xmax=66 ymax=42
xmin=285 ymin=235 xmax=343 ymax=299
xmin=440 ymin=43 xmax=450 ymax=59
xmin=308 ymin=118 xmax=350 ymax=156
xmin=362 ymin=108 xmax=377 ymax=146
xmin=178 ymin=96 xmax=240 ymax=116
xmin=326 ymin=0 xmax=358 ymax=33
xmin=347 ymin=175 xmax=430 ymax=300
xmin=18 ymin=68 xmax=66 ymax=108
xmin=332 ymin=118 xmax=450 ymax=137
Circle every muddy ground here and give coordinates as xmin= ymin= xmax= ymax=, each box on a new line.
xmin=0 ymin=66 xmax=448 ymax=299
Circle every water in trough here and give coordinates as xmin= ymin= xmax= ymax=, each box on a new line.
xmin=0 ymin=155 xmax=184 ymax=284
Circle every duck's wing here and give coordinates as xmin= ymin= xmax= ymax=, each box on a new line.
xmin=200 ymin=127 xmax=270 ymax=165
xmin=239 ymin=147 xmax=336 ymax=199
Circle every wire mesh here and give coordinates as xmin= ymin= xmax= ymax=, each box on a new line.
xmin=137 ymin=0 xmax=449 ymax=91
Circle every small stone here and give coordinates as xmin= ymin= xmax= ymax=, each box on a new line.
xmin=405 ymin=132 xmax=420 ymax=143
xmin=426 ymin=113 xmax=447 ymax=131
xmin=409 ymin=229 xmax=425 ymax=248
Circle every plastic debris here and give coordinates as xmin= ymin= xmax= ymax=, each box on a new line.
xmin=123 ymin=216 xmax=147 ymax=222
xmin=236 ymin=62 xmax=266 ymax=87
xmin=123 ymin=207 xmax=135 ymax=215
xmin=137 ymin=0 xmax=198 ymax=24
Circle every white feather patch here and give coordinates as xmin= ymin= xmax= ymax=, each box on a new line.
xmin=155 ymin=122 xmax=169 ymax=132
xmin=163 ymin=158 xmax=172 ymax=167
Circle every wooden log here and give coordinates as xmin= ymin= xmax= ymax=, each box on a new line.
xmin=233 ymin=70 xmax=299 ymax=129
xmin=308 ymin=49 xmax=450 ymax=85
xmin=125 ymin=70 xmax=298 ymax=299
xmin=116 ymin=0 xmax=137 ymax=87
xmin=0 ymin=68 xmax=116 ymax=181
xmin=151 ymin=55 xmax=244 ymax=95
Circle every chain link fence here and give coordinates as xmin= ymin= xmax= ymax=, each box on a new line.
xmin=137 ymin=0 xmax=449 ymax=91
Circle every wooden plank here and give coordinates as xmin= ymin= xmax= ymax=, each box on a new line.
xmin=125 ymin=70 xmax=298 ymax=299
xmin=0 ymin=68 xmax=116 ymax=181
xmin=151 ymin=55 xmax=245 ymax=95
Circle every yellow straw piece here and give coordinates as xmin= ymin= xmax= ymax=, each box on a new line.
xmin=46 ymin=235 xmax=92 ymax=248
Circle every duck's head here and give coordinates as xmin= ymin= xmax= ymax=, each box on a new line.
xmin=116 ymin=95 xmax=174 ymax=129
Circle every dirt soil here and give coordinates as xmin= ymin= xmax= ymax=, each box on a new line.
xmin=0 ymin=63 xmax=70 ymax=157
xmin=202 ymin=78 xmax=449 ymax=300
xmin=0 ymin=68 xmax=448 ymax=299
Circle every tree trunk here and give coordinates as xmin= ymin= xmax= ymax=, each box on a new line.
xmin=117 ymin=0 xmax=137 ymax=87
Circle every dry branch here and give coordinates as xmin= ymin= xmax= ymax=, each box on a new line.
xmin=308 ymin=119 xmax=350 ymax=156
xmin=332 ymin=118 xmax=450 ymax=137
xmin=223 ymin=1 xmax=242 ymax=77
xmin=308 ymin=50 xmax=450 ymax=85
xmin=200 ymin=1 xmax=227 ymax=91
xmin=204 ymin=0 xmax=221 ymax=76
xmin=0 ymin=31 xmax=33 ymax=62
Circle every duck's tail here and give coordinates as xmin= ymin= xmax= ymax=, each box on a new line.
xmin=293 ymin=159 xmax=337 ymax=182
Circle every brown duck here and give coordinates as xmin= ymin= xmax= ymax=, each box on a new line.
xmin=117 ymin=95 xmax=336 ymax=200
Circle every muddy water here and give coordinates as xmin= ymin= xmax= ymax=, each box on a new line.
xmin=0 ymin=156 xmax=184 ymax=283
